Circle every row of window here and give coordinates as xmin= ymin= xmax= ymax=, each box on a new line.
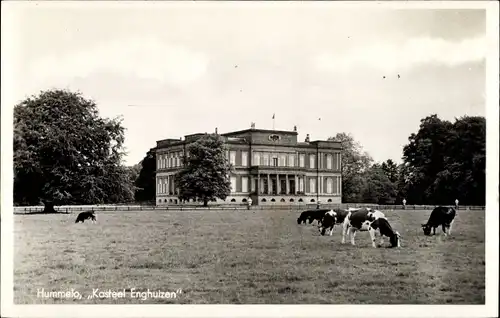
xmin=157 ymin=177 xmax=175 ymax=194
xmin=226 ymin=151 xmax=341 ymax=169
xmin=157 ymin=151 xmax=183 ymax=169
xmin=228 ymin=175 xmax=341 ymax=195
xmin=156 ymin=150 xmax=341 ymax=170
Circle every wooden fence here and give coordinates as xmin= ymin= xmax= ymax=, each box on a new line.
xmin=13 ymin=203 xmax=485 ymax=214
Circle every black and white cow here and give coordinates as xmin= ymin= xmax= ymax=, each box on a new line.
xmin=319 ymin=208 xmax=351 ymax=236
xmin=421 ymin=206 xmax=456 ymax=236
xmin=297 ymin=209 xmax=331 ymax=226
xmin=341 ymin=208 xmax=401 ymax=248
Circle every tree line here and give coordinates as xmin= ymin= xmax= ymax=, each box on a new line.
xmin=13 ymin=89 xmax=486 ymax=210
xmin=328 ymin=114 xmax=485 ymax=206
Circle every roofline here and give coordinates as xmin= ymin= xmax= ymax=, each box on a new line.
xmin=222 ymin=128 xmax=298 ymax=136
xmin=309 ymin=140 xmax=340 ymax=144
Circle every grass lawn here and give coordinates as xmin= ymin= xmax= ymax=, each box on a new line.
xmin=13 ymin=208 xmax=485 ymax=304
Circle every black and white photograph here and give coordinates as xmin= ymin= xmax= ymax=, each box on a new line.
xmin=1 ymin=1 xmax=499 ymax=317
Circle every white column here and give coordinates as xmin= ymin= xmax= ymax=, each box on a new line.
xmin=267 ymin=174 xmax=271 ymax=194
xmin=286 ymin=175 xmax=289 ymax=194
xmin=277 ymin=174 xmax=281 ymax=194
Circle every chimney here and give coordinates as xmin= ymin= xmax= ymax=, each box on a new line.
xmin=305 ymin=134 xmax=310 ymax=142
xmin=250 ymin=122 xmax=256 ymax=129
xmin=215 ymin=127 xmax=218 ymax=134
xmin=293 ymin=125 xmax=297 ymax=132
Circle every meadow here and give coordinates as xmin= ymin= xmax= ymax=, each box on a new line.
xmin=13 ymin=208 xmax=485 ymax=304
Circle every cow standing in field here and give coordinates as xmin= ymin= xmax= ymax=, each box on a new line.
xmin=75 ymin=211 xmax=97 ymax=224
xmin=421 ymin=206 xmax=456 ymax=236
xmin=341 ymin=208 xmax=401 ymax=248
xmin=319 ymin=208 xmax=350 ymax=236
xmin=297 ymin=209 xmax=331 ymax=226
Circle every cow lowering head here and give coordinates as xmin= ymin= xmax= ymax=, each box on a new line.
xmin=319 ymin=210 xmax=337 ymax=236
xmin=297 ymin=211 xmax=312 ymax=225
xmin=370 ymin=218 xmax=401 ymax=248
xmin=421 ymin=224 xmax=432 ymax=236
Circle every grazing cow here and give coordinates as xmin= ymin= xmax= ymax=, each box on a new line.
xmin=319 ymin=208 xmax=350 ymax=236
xmin=421 ymin=206 xmax=456 ymax=236
xmin=341 ymin=209 xmax=400 ymax=248
xmin=297 ymin=209 xmax=331 ymax=226
xmin=75 ymin=211 xmax=97 ymax=224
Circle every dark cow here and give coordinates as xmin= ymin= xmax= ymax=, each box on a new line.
xmin=75 ymin=211 xmax=97 ymax=224
xmin=319 ymin=208 xmax=350 ymax=236
xmin=297 ymin=209 xmax=331 ymax=226
xmin=341 ymin=208 xmax=400 ymax=248
xmin=421 ymin=206 xmax=456 ymax=236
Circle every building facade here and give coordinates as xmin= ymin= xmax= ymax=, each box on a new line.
xmin=155 ymin=126 xmax=342 ymax=206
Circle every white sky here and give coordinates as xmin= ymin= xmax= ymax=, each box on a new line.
xmin=3 ymin=2 xmax=488 ymax=166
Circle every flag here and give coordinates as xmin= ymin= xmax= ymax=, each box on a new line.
xmin=272 ymin=113 xmax=275 ymax=119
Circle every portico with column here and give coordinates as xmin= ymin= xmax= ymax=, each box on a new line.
xmin=252 ymin=172 xmax=302 ymax=195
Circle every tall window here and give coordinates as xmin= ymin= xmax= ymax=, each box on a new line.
xmin=263 ymin=153 xmax=269 ymax=166
xmin=299 ymin=178 xmax=304 ymax=192
xmin=230 ymin=176 xmax=237 ymax=192
xmin=241 ymin=151 xmax=248 ymax=167
xmin=272 ymin=157 xmax=278 ymax=167
xmin=229 ymin=151 xmax=236 ymax=166
xmin=253 ymin=152 xmax=260 ymax=166
xmin=288 ymin=154 xmax=295 ymax=167
xmin=310 ymin=154 xmax=316 ymax=169
xmin=241 ymin=177 xmax=249 ymax=193
xmin=299 ymin=154 xmax=305 ymax=167
xmin=327 ymin=178 xmax=333 ymax=194
xmin=309 ymin=178 xmax=316 ymax=193
xmin=279 ymin=155 xmax=286 ymax=166
xmin=327 ymin=154 xmax=332 ymax=169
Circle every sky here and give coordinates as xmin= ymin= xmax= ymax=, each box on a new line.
xmin=4 ymin=2 xmax=488 ymax=166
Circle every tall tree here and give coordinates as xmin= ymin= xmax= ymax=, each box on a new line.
xmin=175 ymin=134 xmax=232 ymax=206
xmin=134 ymin=149 xmax=156 ymax=202
xmin=402 ymin=115 xmax=453 ymax=204
xmin=434 ymin=116 xmax=486 ymax=205
xmin=14 ymin=89 xmax=133 ymax=211
xmin=328 ymin=133 xmax=373 ymax=203
xmin=402 ymin=114 xmax=485 ymax=205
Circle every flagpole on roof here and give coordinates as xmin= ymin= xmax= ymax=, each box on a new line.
xmin=272 ymin=113 xmax=275 ymax=130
